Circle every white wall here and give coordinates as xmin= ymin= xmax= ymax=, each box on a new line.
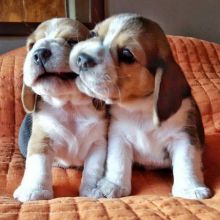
xmin=105 ymin=0 xmax=220 ymax=43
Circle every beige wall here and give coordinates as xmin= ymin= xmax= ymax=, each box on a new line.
xmin=0 ymin=37 xmax=26 ymax=54
xmin=105 ymin=0 xmax=220 ymax=43
xmin=1 ymin=0 xmax=219 ymax=54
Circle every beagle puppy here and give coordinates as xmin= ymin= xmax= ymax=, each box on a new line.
xmin=14 ymin=18 xmax=107 ymax=202
xmin=69 ymin=13 xmax=212 ymax=199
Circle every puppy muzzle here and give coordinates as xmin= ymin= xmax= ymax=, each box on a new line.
xmin=29 ymin=47 xmax=78 ymax=84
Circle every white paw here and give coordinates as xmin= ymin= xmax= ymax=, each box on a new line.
xmin=96 ymin=178 xmax=131 ymax=198
xmin=80 ymin=183 xmax=103 ymax=199
xmin=13 ymin=185 xmax=53 ymax=202
xmin=172 ymin=185 xmax=212 ymax=200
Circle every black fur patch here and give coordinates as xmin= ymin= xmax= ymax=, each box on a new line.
xmin=18 ymin=113 xmax=33 ymax=158
xmin=184 ymin=98 xmax=204 ymax=147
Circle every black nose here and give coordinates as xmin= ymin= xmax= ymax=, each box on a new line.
xmin=77 ymin=53 xmax=97 ymax=69
xmin=33 ymin=48 xmax=52 ymax=65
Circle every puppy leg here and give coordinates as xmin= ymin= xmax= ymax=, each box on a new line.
xmin=96 ymin=136 xmax=133 ymax=198
xmin=14 ymin=121 xmax=54 ymax=202
xmin=80 ymin=139 xmax=106 ymax=198
xmin=171 ymin=139 xmax=212 ymax=199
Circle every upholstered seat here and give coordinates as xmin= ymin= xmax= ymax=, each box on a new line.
xmin=0 ymin=36 xmax=220 ymax=219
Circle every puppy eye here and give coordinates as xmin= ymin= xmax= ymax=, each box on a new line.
xmin=67 ymin=39 xmax=78 ymax=47
xmin=28 ymin=42 xmax=35 ymax=50
xmin=118 ymin=48 xmax=135 ymax=64
xmin=89 ymin=31 xmax=97 ymax=38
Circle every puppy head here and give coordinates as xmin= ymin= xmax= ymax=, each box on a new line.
xmin=70 ymin=13 xmax=190 ymax=124
xmin=22 ymin=18 xmax=89 ymax=112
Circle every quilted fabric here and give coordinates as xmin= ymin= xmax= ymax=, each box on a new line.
xmin=0 ymin=36 xmax=220 ymax=219
xmin=168 ymin=36 xmax=220 ymax=134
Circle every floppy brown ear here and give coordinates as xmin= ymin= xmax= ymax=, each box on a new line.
xmin=153 ymin=59 xmax=191 ymax=126
xmin=21 ymin=84 xmax=37 ymax=113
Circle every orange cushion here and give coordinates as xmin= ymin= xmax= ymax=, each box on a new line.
xmin=0 ymin=36 xmax=220 ymax=219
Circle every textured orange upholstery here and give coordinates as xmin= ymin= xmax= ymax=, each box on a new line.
xmin=0 ymin=36 xmax=220 ymax=219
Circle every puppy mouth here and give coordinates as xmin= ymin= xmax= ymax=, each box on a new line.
xmin=76 ymin=77 xmax=115 ymax=103
xmin=35 ymin=71 xmax=78 ymax=82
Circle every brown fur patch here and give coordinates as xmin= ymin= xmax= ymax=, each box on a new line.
xmin=27 ymin=18 xmax=89 ymax=51
xmin=21 ymin=84 xmax=37 ymax=113
xmin=185 ymin=98 xmax=205 ymax=146
xmin=92 ymin=98 xmax=106 ymax=111
xmin=156 ymin=60 xmax=191 ymax=121
xmin=94 ymin=16 xmax=116 ymax=39
xmin=27 ymin=114 xmax=51 ymax=156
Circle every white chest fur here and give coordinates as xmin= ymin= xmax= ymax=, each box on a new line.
xmin=110 ymin=95 xmax=192 ymax=169
xmin=36 ymin=100 xmax=106 ymax=167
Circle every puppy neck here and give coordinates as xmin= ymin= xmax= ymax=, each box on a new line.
xmin=116 ymin=94 xmax=154 ymax=113
xmin=41 ymin=94 xmax=92 ymax=108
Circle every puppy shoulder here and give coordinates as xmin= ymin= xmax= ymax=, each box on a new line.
xmin=164 ymin=97 xmax=204 ymax=146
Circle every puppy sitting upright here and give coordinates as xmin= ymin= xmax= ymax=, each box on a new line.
xmin=14 ymin=18 xmax=107 ymax=202
xmin=70 ymin=13 xmax=212 ymax=199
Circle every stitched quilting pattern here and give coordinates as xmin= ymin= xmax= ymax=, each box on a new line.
xmin=0 ymin=37 xmax=220 ymax=219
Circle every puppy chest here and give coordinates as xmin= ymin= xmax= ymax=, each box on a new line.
xmin=133 ymin=130 xmax=171 ymax=167
xmin=39 ymin=107 xmax=95 ymax=148
xmin=121 ymin=120 xmax=172 ymax=168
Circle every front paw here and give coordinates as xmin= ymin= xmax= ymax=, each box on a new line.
xmin=80 ymin=183 xmax=104 ymax=199
xmin=13 ymin=185 xmax=53 ymax=202
xmin=96 ymin=178 xmax=131 ymax=198
xmin=172 ymin=185 xmax=212 ymax=200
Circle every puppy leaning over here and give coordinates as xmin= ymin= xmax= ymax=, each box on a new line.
xmin=14 ymin=18 xmax=108 ymax=202
xmin=69 ymin=13 xmax=212 ymax=199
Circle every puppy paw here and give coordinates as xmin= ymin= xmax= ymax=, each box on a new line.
xmin=80 ymin=184 xmax=103 ymax=199
xmin=172 ymin=185 xmax=212 ymax=200
xmin=96 ymin=178 xmax=131 ymax=198
xmin=13 ymin=185 xmax=53 ymax=202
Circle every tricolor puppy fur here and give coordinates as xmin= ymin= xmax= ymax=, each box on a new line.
xmin=14 ymin=18 xmax=108 ymax=202
xmin=69 ymin=13 xmax=212 ymax=199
